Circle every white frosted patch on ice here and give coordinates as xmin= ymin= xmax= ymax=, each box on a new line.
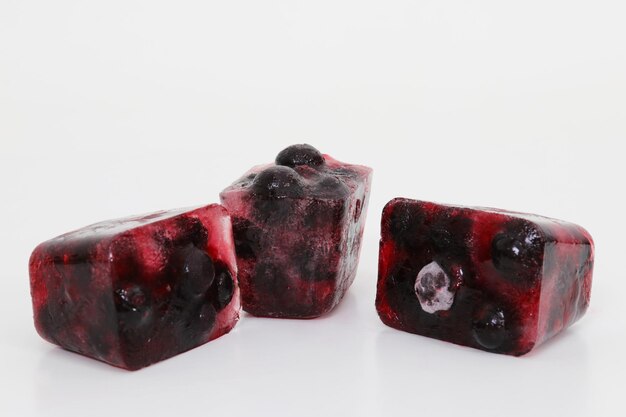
xmin=414 ymin=261 xmax=455 ymax=314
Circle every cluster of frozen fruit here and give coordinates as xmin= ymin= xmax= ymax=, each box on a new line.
xmin=29 ymin=144 xmax=595 ymax=370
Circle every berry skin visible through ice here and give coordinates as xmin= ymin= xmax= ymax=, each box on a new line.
xmin=491 ymin=220 xmax=543 ymax=283
xmin=251 ymin=166 xmax=304 ymax=198
xmin=275 ymin=144 xmax=326 ymax=168
xmin=212 ymin=261 xmax=235 ymax=311
xmin=472 ymin=307 xmax=507 ymax=350
xmin=176 ymin=244 xmax=215 ymax=298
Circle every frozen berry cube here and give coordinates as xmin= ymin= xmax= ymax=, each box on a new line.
xmin=376 ymin=198 xmax=594 ymax=356
xmin=220 ymin=144 xmax=372 ymax=318
xmin=29 ymin=204 xmax=239 ymax=370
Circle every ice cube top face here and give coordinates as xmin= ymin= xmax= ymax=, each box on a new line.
xmin=220 ymin=144 xmax=372 ymax=318
xmin=377 ymin=198 xmax=594 ymax=356
xmin=29 ymin=204 xmax=239 ymax=370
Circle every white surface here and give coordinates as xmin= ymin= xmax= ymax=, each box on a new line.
xmin=1 ymin=1 xmax=625 ymax=416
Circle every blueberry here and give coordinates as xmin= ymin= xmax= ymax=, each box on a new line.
xmin=115 ymin=285 xmax=147 ymax=312
xmin=115 ymin=285 xmax=154 ymax=330
xmin=313 ymin=175 xmax=350 ymax=198
xmin=386 ymin=203 xmax=424 ymax=246
xmin=386 ymin=202 xmax=473 ymax=268
xmin=211 ymin=261 xmax=234 ymax=310
xmin=252 ymin=166 xmax=304 ymax=198
xmin=167 ymin=244 xmax=216 ymax=304
xmin=472 ymin=306 xmax=507 ymax=350
xmin=491 ymin=220 xmax=543 ymax=283
xmin=179 ymin=245 xmax=215 ymax=297
xmin=232 ymin=218 xmax=262 ymax=260
xmin=177 ymin=300 xmax=217 ymax=349
xmin=429 ymin=215 xmax=473 ymax=261
xmin=275 ymin=144 xmax=325 ymax=168
xmin=175 ymin=217 xmax=209 ymax=247
xmin=252 ymin=198 xmax=295 ymax=226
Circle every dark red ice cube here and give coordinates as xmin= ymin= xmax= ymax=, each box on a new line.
xmin=29 ymin=204 xmax=239 ymax=370
xmin=376 ymin=198 xmax=594 ymax=355
xmin=220 ymin=144 xmax=372 ymax=318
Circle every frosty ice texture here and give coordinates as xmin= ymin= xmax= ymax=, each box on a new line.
xmin=221 ymin=144 xmax=372 ymax=318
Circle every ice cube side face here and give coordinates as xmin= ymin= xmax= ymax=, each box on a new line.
xmin=29 ymin=204 xmax=240 ymax=370
xmin=376 ymin=198 xmax=594 ymax=356
xmin=220 ymin=153 xmax=372 ymax=318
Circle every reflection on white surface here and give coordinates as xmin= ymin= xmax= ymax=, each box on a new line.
xmin=28 ymin=283 xmax=597 ymax=417
xmin=373 ymin=327 xmax=590 ymax=417
xmin=32 ymin=293 xmax=360 ymax=416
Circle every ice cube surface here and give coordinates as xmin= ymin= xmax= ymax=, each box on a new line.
xmin=220 ymin=144 xmax=372 ymax=318
xmin=376 ymin=198 xmax=594 ymax=355
xmin=29 ymin=204 xmax=239 ymax=370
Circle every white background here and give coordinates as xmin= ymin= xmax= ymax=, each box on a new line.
xmin=1 ymin=1 xmax=625 ymax=416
